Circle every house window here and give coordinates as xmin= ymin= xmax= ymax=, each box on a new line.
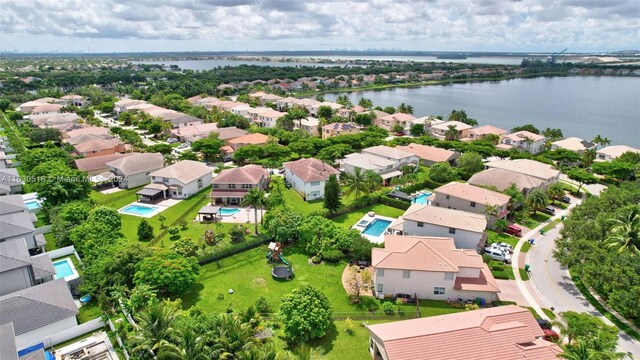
xmin=377 ymin=283 xmax=383 ymax=293
xmin=403 ymin=270 xmax=411 ymax=279
xmin=377 ymin=268 xmax=384 ymax=277
xmin=197 ymin=179 xmax=203 ymax=189
xmin=417 ymin=222 xmax=424 ymax=228
xmin=310 ymin=181 xmax=320 ymax=186
xmin=213 ymin=184 xmax=219 ymax=189
xmin=434 ymin=287 xmax=445 ymax=295
xmin=242 ymin=184 xmax=252 ymax=189
xmin=448 ymin=227 xmax=456 ymax=234
xmin=470 ymin=201 xmax=476 ymax=208
xmin=445 ymin=195 xmax=450 ymax=199
xmin=229 ymin=184 xmax=236 ymax=189
xmin=163 ymin=177 xmax=169 ymax=183
xmin=444 ymin=273 xmax=454 ymax=280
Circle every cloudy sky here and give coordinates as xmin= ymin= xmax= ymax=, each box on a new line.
xmin=1 ymin=0 xmax=639 ymax=53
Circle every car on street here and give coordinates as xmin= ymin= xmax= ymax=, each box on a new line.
xmin=505 ymin=224 xmax=522 ymax=236
xmin=167 ymin=138 xmax=179 ymax=144
xmin=483 ymin=247 xmax=512 ymax=263
xmin=490 ymin=242 xmax=513 ymax=254
xmin=559 ymin=196 xmax=571 ymax=204
xmin=542 ymin=329 xmax=560 ymax=341
xmin=392 ymin=293 xmax=416 ymax=303
xmin=541 ymin=206 xmax=555 ymax=215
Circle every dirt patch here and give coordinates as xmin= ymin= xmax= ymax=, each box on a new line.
xmin=341 ymin=264 xmax=374 ymax=295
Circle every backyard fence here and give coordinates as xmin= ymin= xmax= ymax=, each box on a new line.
xmin=27 ymin=318 xmax=106 ymax=350
xmin=47 ymin=245 xmax=85 ymax=268
xmin=148 ymin=193 xmax=209 ymax=246
xmin=94 ymin=189 xmax=137 ymax=205
xmin=34 ymin=225 xmax=51 ymax=234
xmin=107 ymin=318 xmax=130 ymax=360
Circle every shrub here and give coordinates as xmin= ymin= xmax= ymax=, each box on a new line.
xmin=168 ymin=226 xmax=180 ymax=240
xmin=494 ymin=219 xmax=508 ymax=232
xmin=254 ymin=296 xmax=272 ymax=314
xmin=229 ymin=224 xmax=247 ymax=243
xmin=311 ymin=255 xmax=322 ymax=264
xmin=345 ymin=317 xmax=355 ymax=335
xmin=137 ymin=220 xmax=154 ymax=241
xmin=321 ymin=249 xmax=343 ymax=263
xmin=382 ymin=301 xmax=396 ymax=314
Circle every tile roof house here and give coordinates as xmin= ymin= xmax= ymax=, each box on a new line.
xmin=376 ymin=113 xmax=416 ymax=132
xmin=366 ymin=305 xmax=562 ymax=360
xmin=0 ymin=195 xmax=45 ymax=252
xmin=27 ymin=113 xmax=80 ymax=129
xmin=395 ymin=143 xmax=460 ymax=166
xmin=255 ymin=109 xmax=286 ymax=128
xmin=16 ymin=98 xmax=59 ymax=114
xmin=227 ymin=133 xmax=270 ymax=150
xmin=63 ymin=126 xmax=110 ymax=139
xmin=294 ymin=117 xmax=320 ymax=136
xmin=0 ymin=279 xmax=78 ymax=348
xmin=596 ymin=145 xmax=640 ymax=162
xmin=322 ymin=122 xmax=359 ymax=139
xmin=60 ymin=94 xmax=86 ymax=107
xmin=342 ymin=146 xmax=419 ymax=184
xmin=74 ymin=152 xmax=137 ymax=176
xmin=71 ymin=137 xmax=127 ymax=158
xmin=107 ymin=153 xmax=165 ymax=189
xmin=389 ymin=204 xmax=488 ymax=251
xmin=283 ymin=158 xmax=340 ymax=201
xmin=468 ymin=168 xmax=545 ymax=196
xmin=0 ymin=168 xmax=23 ymax=195
xmin=551 ymin=137 xmax=597 ymax=154
xmin=485 ymin=159 xmax=561 ymax=185
xmin=210 ymin=165 xmax=269 ymax=205
xmin=275 ymin=97 xmax=298 ymax=111
xmin=430 ymin=121 xmax=474 ymax=140
xmin=464 ymin=125 xmax=507 ymax=141
xmin=30 ymin=103 xmax=63 ymax=116
xmin=0 ymin=238 xmax=55 ymax=296
xmin=338 ymin=105 xmax=368 ymax=118
xmin=142 ymin=160 xmax=212 ymax=200
xmin=432 ymin=182 xmax=511 ymax=226
xmin=372 ymin=235 xmax=500 ymax=302
xmin=498 ymin=131 xmax=546 ymax=154
xmin=310 ymin=101 xmax=343 ymax=116
xmin=171 ymin=123 xmax=246 ymax=143
xmin=63 ymin=133 xmax=114 ymax=145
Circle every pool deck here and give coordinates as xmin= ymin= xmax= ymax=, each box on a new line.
xmin=52 ymin=257 xmax=80 ymax=282
xmin=193 ymin=206 xmax=263 ymax=224
xmin=117 ymin=199 xmax=181 ymax=218
xmin=352 ymin=213 xmax=397 ymax=244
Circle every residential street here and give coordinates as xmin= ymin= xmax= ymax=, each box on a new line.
xmin=528 ymin=225 xmax=640 ymax=358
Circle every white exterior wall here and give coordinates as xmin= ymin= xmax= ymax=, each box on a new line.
xmin=0 ymin=267 xmax=33 ymax=296
xmin=123 ymin=172 xmax=151 ymax=189
xmin=284 ymin=168 xmax=334 ymax=201
xmin=432 ymin=194 xmax=507 ymax=217
xmin=258 ymin=116 xmax=279 ymax=128
xmin=402 ymin=220 xmax=483 ymax=250
xmin=154 ymin=172 xmax=212 ymax=199
xmin=14 ymin=317 xmax=78 ymax=348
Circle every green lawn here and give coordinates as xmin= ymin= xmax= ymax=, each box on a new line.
xmin=486 ymin=230 xmax=518 ymax=248
xmin=521 ymin=241 xmax=532 ymax=253
xmin=519 ymin=268 xmax=530 ymax=281
xmin=283 ymin=188 xmax=325 ymax=214
xmin=331 ymin=204 xmax=405 ymax=228
xmin=44 ymin=233 xmax=58 ymax=252
xmin=541 ymin=219 xmax=562 ymax=233
xmin=520 ymin=213 xmax=552 ymax=229
xmin=77 ymin=300 xmax=102 ymax=323
xmin=488 ymin=260 xmax=515 ymax=280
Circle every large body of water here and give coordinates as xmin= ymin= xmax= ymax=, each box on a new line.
xmin=137 ymin=59 xmax=344 ymax=69
xmin=325 ymin=76 xmax=640 ymax=146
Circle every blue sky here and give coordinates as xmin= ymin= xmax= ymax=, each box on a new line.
xmin=2 ymin=0 xmax=639 ymax=53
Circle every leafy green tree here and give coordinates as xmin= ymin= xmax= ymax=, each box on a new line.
xmin=396 ymin=103 xmax=414 ymax=114
xmin=178 ymin=150 xmax=199 ymax=161
xmin=117 ymin=129 xmax=142 ymax=145
xmin=510 ymin=124 xmax=540 ymax=134
xmin=137 ymin=220 xmax=154 ymax=241
xmin=69 ymin=222 xmax=124 ymax=260
xmin=409 ymin=123 xmax=425 ymax=137
xmin=134 ymin=251 xmax=199 ymax=295
xmin=98 ymin=101 xmax=114 ymax=114
xmin=8 ymin=111 xmax=23 ymax=121
xmin=391 ymin=124 xmax=405 ymax=134
xmin=555 ymin=311 xmax=618 ymax=345
xmin=119 ymin=284 xmax=158 ymax=315
xmin=87 ymin=206 xmax=121 ymax=232
xmin=30 ymin=160 xmax=91 ymax=206
xmin=263 ymin=207 xmax=305 ymax=244
xmin=146 ymin=119 xmax=171 ymax=135
xmin=429 ymin=162 xmax=459 ymax=183
xmin=354 ymin=112 xmax=375 ymax=127
xmin=267 ymin=177 xmax=287 ymax=208
xmin=581 ymin=149 xmax=597 ymax=168
xmin=604 ymin=205 xmax=640 ymax=256
xmin=317 ymin=105 xmax=334 ymax=120
xmin=218 ymin=113 xmax=250 ymax=129
xmin=444 ymin=124 xmax=460 ymax=141
xmin=382 ymin=106 xmax=396 ymax=114
xmin=146 ymin=143 xmax=173 ymax=155
xmin=525 ymin=188 xmax=549 ymax=214
xmin=316 ymin=144 xmax=354 ymax=162
xmin=456 ymin=152 xmax=484 ymax=178
xmin=50 ymin=200 xmax=92 ymax=247
xmin=29 ymin=128 xmax=61 ymax=143
xmin=567 ymin=168 xmax=598 ymax=194
xmin=542 ymin=128 xmax=564 ymax=142
xmin=0 ymin=98 xmax=11 ymax=112
xmin=242 ymin=188 xmax=267 ymax=234
xmin=592 ymin=161 xmax=637 ymax=183
xmin=276 ymin=114 xmax=295 ymax=131
xmin=171 ymin=239 xmax=200 ymax=258
xmin=191 ymin=133 xmax=224 ymax=161
xmin=287 ymin=107 xmax=308 ymax=129
xmin=279 ymin=286 xmax=333 ymax=343
xmin=547 ymin=182 xmax=565 ymax=204
xmin=229 ymin=224 xmax=247 ymax=242
xmin=323 ymin=174 xmax=342 ymax=213
xmin=358 ymin=98 xmax=373 ymax=109
xmin=233 ymin=145 xmax=263 ymax=165
xmin=20 ymin=147 xmax=71 ymax=172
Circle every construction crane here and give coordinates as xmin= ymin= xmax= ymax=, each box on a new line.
xmin=547 ymin=48 xmax=568 ymax=64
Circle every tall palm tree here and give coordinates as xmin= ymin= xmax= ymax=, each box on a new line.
xmin=504 ymin=183 xmax=524 ymax=214
xmin=582 ymin=149 xmax=597 ymax=168
xmin=559 ymin=341 xmax=596 ymax=360
xmin=242 ymin=188 xmax=267 ymax=235
xmin=397 ymin=103 xmax=414 ymax=114
xmin=585 ymin=331 xmax=631 ymax=359
xmin=209 ymin=313 xmax=260 ymax=358
xmin=484 ymin=203 xmax=501 ymax=225
xmin=132 ymin=300 xmax=180 ymax=355
xmin=546 ymin=182 xmax=565 ymax=204
xmin=592 ymin=135 xmax=612 ymax=147
xmin=444 ymin=124 xmax=460 ymax=141
xmin=342 ymin=168 xmax=370 ymax=200
xmin=604 ymin=205 xmax=640 ymax=256
xmin=525 ymin=188 xmax=549 ymax=215
xmin=155 ymin=327 xmax=211 ymax=360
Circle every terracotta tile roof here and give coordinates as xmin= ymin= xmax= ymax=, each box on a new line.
xmin=401 ymin=203 xmax=487 ymax=233
xmin=468 ymin=168 xmax=545 ymax=192
xmin=149 ymin=160 xmax=211 ymax=185
xmin=107 ymin=153 xmax=164 ymax=176
xmin=434 ymin=182 xmax=511 ymax=207
xmin=432 ymin=120 xmax=474 ymax=131
xmin=362 ymin=145 xmax=415 ymax=160
xmin=454 ymin=264 xmax=500 ymax=293
xmin=503 ymin=130 xmax=545 ymax=142
xmin=380 ymin=113 xmax=416 ymax=122
xmin=469 ymin=125 xmax=507 ymax=137
xmin=396 ymin=144 xmax=458 ymax=162
xmin=258 ymin=109 xmax=286 ymax=119
xmin=283 ymin=158 xmax=340 ymax=183
xmin=73 ymin=138 xmax=123 ymax=153
xmin=64 ymin=126 xmax=110 ymax=139
xmin=64 ymin=133 xmax=114 ymax=145
xmin=227 ymin=133 xmax=270 ymax=146
xmin=75 ymin=152 xmax=138 ymax=172
xmin=366 ymin=305 xmax=562 ymax=360
xmin=171 ymin=123 xmax=219 ymax=137
xmin=31 ymin=103 xmax=63 ymax=113
xmin=30 ymin=113 xmax=79 ymax=127
xmin=212 ymin=164 xmax=268 ymax=185
xmin=485 ymin=159 xmax=560 ymax=180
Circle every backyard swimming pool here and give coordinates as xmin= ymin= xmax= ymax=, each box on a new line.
xmin=24 ymin=199 xmax=41 ymax=210
xmin=53 ymin=258 xmax=79 ymax=281
xmin=412 ymin=192 xmax=432 ymax=205
xmin=119 ymin=203 xmax=161 ymax=217
xmin=220 ymin=208 xmax=241 ymax=216
xmin=362 ymin=218 xmax=392 ymax=237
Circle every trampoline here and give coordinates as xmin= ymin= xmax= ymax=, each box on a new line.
xmin=272 ymin=265 xmax=294 ymax=280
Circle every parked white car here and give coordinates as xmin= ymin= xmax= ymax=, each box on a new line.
xmin=490 ymin=242 xmax=513 ymax=254
xmin=167 ymin=138 xmax=179 ymax=144
xmin=483 ymin=247 xmax=512 ymax=263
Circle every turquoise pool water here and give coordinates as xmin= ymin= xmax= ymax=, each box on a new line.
xmin=121 ymin=204 xmax=158 ymax=216
xmin=24 ymin=200 xmax=41 ymax=210
xmin=362 ymin=219 xmax=392 ymax=237
xmin=412 ymin=192 xmax=432 ymax=205
xmin=53 ymin=259 xmax=74 ymax=279
xmin=220 ymin=208 xmax=241 ymax=216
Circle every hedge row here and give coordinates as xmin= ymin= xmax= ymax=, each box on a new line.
xmin=148 ymin=193 xmax=209 ymax=246
xmin=400 ymin=178 xmax=443 ymax=194
xmin=198 ymin=236 xmax=270 ymax=265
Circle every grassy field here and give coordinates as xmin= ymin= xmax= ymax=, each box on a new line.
xmin=283 ymin=188 xmax=324 ymax=214
xmin=331 ymin=204 xmax=405 ymax=228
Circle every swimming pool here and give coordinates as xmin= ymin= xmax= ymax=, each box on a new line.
xmin=53 ymin=258 xmax=78 ymax=281
xmin=220 ymin=208 xmax=241 ymax=216
xmin=412 ymin=192 xmax=432 ymax=205
xmin=362 ymin=219 xmax=392 ymax=237
xmin=24 ymin=199 xmax=41 ymax=210
xmin=120 ymin=204 xmax=159 ymax=216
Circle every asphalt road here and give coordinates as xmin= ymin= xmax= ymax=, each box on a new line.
xmin=527 ymin=225 xmax=640 ymax=358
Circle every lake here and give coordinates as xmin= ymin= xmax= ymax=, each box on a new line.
xmin=137 ymin=59 xmax=346 ymax=69
xmin=325 ymin=76 xmax=640 ymax=146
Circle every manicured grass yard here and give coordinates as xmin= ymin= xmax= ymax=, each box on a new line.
xmin=520 ymin=213 xmax=552 ymax=229
xmin=283 ymin=188 xmax=324 ymax=214
xmin=331 ymin=204 xmax=405 ymax=228
xmin=77 ymin=300 xmax=102 ymax=323
xmin=486 ymin=230 xmax=518 ymax=248
xmin=488 ymin=260 xmax=515 ymax=280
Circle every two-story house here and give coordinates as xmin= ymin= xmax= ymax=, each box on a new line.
xmin=498 ymin=131 xmax=546 ymax=154
xmin=283 ymin=158 xmax=340 ymax=201
xmin=484 ymin=159 xmax=561 ymax=187
xmin=432 ymin=182 xmax=510 ymax=227
xmin=0 ymin=168 xmax=23 ymax=195
xmin=396 ymin=143 xmax=460 ymax=167
xmin=550 ymin=137 xmax=597 ymax=154
xmin=138 ymin=160 xmax=212 ymax=200
xmin=60 ymin=94 xmax=86 ymax=107
xmin=468 ymin=168 xmax=545 ymax=197
xmin=322 ymin=122 xmax=359 ymax=139
xmin=342 ymin=146 xmax=419 ymax=184
xmin=595 ymin=145 xmax=640 ymax=162
xmin=463 ymin=125 xmax=507 ymax=141
xmin=256 ymin=109 xmax=286 ymax=128
xmin=430 ymin=121 xmax=473 ymax=140
xmin=106 ymin=153 xmax=165 ymax=189
xmin=294 ymin=117 xmax=320 ymax=137
xmin=376 ymin=113 xmax=416 ymax=132
xmin=372 ymin=235 xmax=500 ymax=301
xmin=389 ymin=204 xmax=488 ymax=250
xmin=0 ymin=195 xmax=46 ymax=253
xmin=0 ymin=238 xmax=55 ymax=296
xmin=210 ymin=165 xmax=269 ymax=205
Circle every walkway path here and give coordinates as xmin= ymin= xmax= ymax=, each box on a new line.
xmin=559 ymin=174 xmax=608 ymax=196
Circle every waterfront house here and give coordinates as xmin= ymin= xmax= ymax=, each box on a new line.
xmin=431 ymin=182 xmax=510 ymax=226
xmin=484 ymin=159 xmax=560 ymax=186
xmin=283 ymin=158 xmax=340 ymax=201
xmin=365 ymin=305 xmax=561 ymax=360
xmin=322 ymin=122 xmax=359 ymax=139
xmin=376 ymin=113 xmax=416 ymax=132
xmin=210 ymin=165 xmax=269 ymax=205
xmin=371 ymin=235 xmax=500 ymax=302
xmin=430 ymin=121 xmax=473 ymax=140
xmin=464 ymin=125 xmax=507 ymax=141
xmin=468 ymin=168 xmax=545 ymax=197
xmin=389 ymin=204 xmax=488 ymax=250
xmin=498 ymin=131 xmax=546 ymax=154
xmin=395 ymin=143 xmax=459 ymax=166
xmin=106 ymin=153 xmax=165 ymax=189
xmin=595 ymin=145 xmax=640 ymax=162
xmin=294 ymin=117 xmax=320 ymax=136
xmin=342 ymin=145 xmax=419 ymax=184
xmin=255 ymin=109 xmax=286 ymax=128
xmin=551 ymin=137 xmax=597 ymax=154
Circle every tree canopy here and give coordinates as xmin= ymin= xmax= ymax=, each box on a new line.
xmin=279 ymin=285 xmax=333 ymax=343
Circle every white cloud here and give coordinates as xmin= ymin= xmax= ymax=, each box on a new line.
xmin=1 ymin=0 xmax=638 ymax=52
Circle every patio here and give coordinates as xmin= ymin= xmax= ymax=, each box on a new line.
xmin=193 ymin=206 xmax=263 ymax=224
xmin=352 ymin=212 xmax=398 ymax=243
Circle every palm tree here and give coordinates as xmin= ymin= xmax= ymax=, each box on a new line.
xmin=209 ymin=313 xmax=260 ymax=358
xmin=397 ymin=103 xmax=414 ymax=114
xmin=448 ymin=109 xmax=467 ymax=122
xmin=547 ymin=182 xmax=565 ymax=204
xmin=358 ymin=97 xmax=373 ymax=109
xmin=604 ymin=205 xmax=640 ymax=256
xmin=582 ymin=149 xmax=597 ymax=168
xmin=444 ymin=124 xmax=460 ymax=141
xmin=592 ymin=135 xmax=612 ymax=147
xmin=559 ymin=341 xmax=595 ymax=360
xmin=484 ymin=203 xmax=501 ymax=225
xmin=132 ymin=301 xmax=180 ymax=355
xmin=242 ymin=188 xmax=267 ymax=235
xmin=504 ymin=183 xmax=524 ymax=214
xmin=525 ymin=188 xmax=549 ymax=215
xmin=155 ymin=327 xmax=211 ymax=360
xmin=342 ymin=168 xmax=370 ymax=200
xmin=585 ymin=331 xmax=631 ymax=359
